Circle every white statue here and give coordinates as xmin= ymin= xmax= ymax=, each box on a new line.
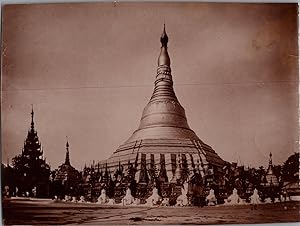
xmin=176 ymin=183 xmax=189 ymax=206
xmin=282 ymin=190 xmax=289 ymax=202
xmin=78 ymin=196 xmax=85 ymax=203
xmin=64 ymin=195 xmax=71 ymax=202
xmin=161 ymin=198 xmax=169 ymax=206
xmin=264 ymin=198 xmax=272 ymax=204
xmin=32 ymin=187 xmax=37 ymax=198
xmin=107 ymin=198 xmax=115 ymax=205
xmin=133 ymin=198 xmax=141 ymax=205
xmin=71 ymin=196 xmax=77 ymax=202
xmin=97 ymin=189 xmax=109 ymax=204
xmin=206 ymin=189 xmax=217 ymax=206
xmin=122 ymin=188 xmax=135 ymax=205
xmin=225 ymin=188 xmax=242 ymax=205
xmin=146 ymin=187 xmax=162 ymax=206
xmin=250 ymin=189 xmax=260 ymax=205
xmin=4 ymin=186 xmax=9 ymax=197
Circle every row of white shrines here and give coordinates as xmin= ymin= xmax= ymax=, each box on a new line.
xmin=58 ymin=184 xmax=282 ymax=207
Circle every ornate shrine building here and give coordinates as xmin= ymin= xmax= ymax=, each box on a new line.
xmin=260 ymin=153 xmax=281 ymax=201
xmin=52 ymin=140 xmax=81 ymax=199
xmin=11 ymin=107 xmax=50 ymax=197
xmin=96 ymin=26 xmax=225 ymax=205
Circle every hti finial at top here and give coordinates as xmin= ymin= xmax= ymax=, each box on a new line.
xmin=66 ymin=136 xmax=69 ymax=149
xmin=65 ymin=136 xmax=70 ymax=165
xmin=31 ymin=104 xmax=34 ymax=129
xmin=158 ymin=24 xmax=171 ymax=66
xmin=160 ymin=23 xmax=168 ymax=47
xmin=269 ymin=152 xmax=273 ymax=166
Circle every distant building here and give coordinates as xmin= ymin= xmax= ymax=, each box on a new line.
xmin=260 ymin=153 xmax=280 ymax=201
xmin=52 ymin=140 xmax=81 ymax=198
xmin=12 ymin=107 xmax=50 ymax=197
xmin=264 ymin=153 xmax=279 ymax=187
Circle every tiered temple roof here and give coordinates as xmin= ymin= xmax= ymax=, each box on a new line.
xmin=54 ymin=140 xmax=81 ymax=184
xmin=12 ymin=107 xmax=50 ymax=197
xmin=264 ymin=153 xmax=279 ymax=187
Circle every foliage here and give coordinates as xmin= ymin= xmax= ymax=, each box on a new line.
xmin=282 ymin=152 xmax=299 ymax=183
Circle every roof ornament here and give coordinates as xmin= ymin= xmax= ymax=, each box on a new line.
xmin=31 ymin=104 xmax=35 ymax=130
xmin=158 ymin=24 xmax=170 ymax=66
xmin=65 ymin=136 xmax=70 ymax=165
xmin=160 ymin=23 xmax=168 ymax=47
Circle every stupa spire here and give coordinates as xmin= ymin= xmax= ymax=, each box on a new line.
xmin=31 ymin=104 xmax=35 ymax=130
xmin=152 ymin=24 xmax=176 ymax=103
xmin=124 ymin=25 xmax=199 ymax=143
xmin=65 ymin=137 xmax=70 ymax=165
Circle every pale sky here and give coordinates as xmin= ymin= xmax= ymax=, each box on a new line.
xmin=2 ymin=3 xmax=298 ymax=170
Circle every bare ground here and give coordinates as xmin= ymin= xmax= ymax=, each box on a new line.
xmin=2 ymin=199 xmax=300 ymax=225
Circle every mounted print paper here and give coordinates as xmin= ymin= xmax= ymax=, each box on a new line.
xmin=1 ymin=2 xmax=299 ymax=225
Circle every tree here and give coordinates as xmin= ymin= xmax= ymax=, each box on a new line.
xmin=282 ymin=152 xmax=299 ymax=183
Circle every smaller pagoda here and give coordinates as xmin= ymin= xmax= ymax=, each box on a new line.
xmin=12 ymin=106 xmax=50 ymax=197
xmin=260 ymin=153 xmax=280 ymax=201
xmin=53 ymin=139 xmax=81 ymax=199
xmin=264 ymin=153 xmax=279 ymax=187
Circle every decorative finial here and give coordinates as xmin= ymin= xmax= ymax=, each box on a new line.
xmin=66 ymin=136 xmax=69 ymax=149
xmin=158 ymin=24 xmax=171 ymax=66
xmin=65 ymin=136 xmax=70 ymax=165
xmin=30 ymin=104 xmax=34 ymax=129
xmin=160 ymin=23 xmax=168 ymax=47
xmin=269 ymin=152 xmax=273 ymax=166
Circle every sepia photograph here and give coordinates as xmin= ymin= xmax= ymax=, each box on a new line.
xmin=1 ymin=2 xmax=299 ymax=225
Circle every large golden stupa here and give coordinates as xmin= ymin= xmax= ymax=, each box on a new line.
xmin=101 ymin=25 xmax=224 ymax=184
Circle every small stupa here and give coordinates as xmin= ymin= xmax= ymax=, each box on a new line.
xmin=264 ymin=153 xmax=279 ymax=187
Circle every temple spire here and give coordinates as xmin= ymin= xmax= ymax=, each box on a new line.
xmin=65 ymin=137 xmax=70 ymax=165
xmin=158 ymin=24 xmax=170 ymax=66
xmin=124 ymin=25 xmax=197 ymax=143
xmin=31 ymin=105 xmax=35 ymax=130
xmin=269 ymin=152 xmax=273 ymax=166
